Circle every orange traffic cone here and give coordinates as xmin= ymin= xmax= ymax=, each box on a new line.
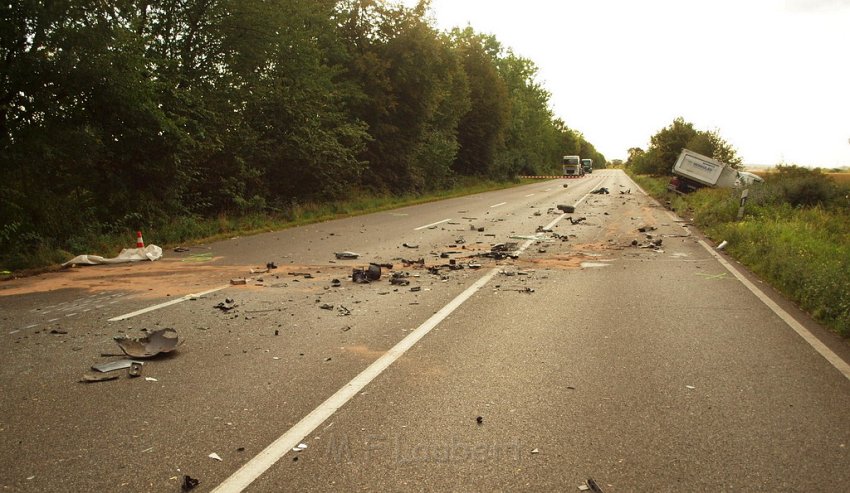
xmin=136 ymin=231 xmax=145 ymax=248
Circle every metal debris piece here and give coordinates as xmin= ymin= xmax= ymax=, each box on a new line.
xmin=266 ymin=262 xmax=278 ymax=270
xmin=476 ymin=416 xmax=483 ymax=425
xmin=181 ymin=475 xmax=200 ymax=492
xmin=208 ymin=453 xmax=222 ymax=461
xmin=390 ymin=272 xmax=410 ymax=286
xmin=591 ymin=187 xmax=609 ymax=194
xmin=557 ymin=204 xmax=575 ymax=213
xmin=402 ymin=243 xmax=419 ymax=248
xmin=113 ymin=328 xmax=179 ymax=358
xmin=91 ymin=359 xmax=142 ymax=373
xmin=335 ymin=251 xmax=360 ymax=259
xmin=319 ymin=303 xmax=334 ymax=310
xmin=230 ymin=278 xmax=247 ymax=285
xmin=128 ymin=362 xmax=143 ymax=378
xmin=586 ymin=478 xmax=605 ymax=492
xmin=367 ymin=263 xmax=382 ymax=281
xmin=568 ymin=216 xmax=586 ymax=225
xmin=214 ymin=299 xmax=237 ymax=312
xmin=80 ymin=371 xmax=119 ymax=383
xmin=50 ymin=328 xmax=68 ymax=334
xmin=337 ymin=305 xmax=351 ymax=316
xmin=400 ymin=258 xmax=425 ymax=267
xmin=637 ymin=225 xmax=656 ymax=233
xmin=491 ymin=242 xmax=518 ymax=252
xmin=352 ymin=268 xmax=370 ymax=283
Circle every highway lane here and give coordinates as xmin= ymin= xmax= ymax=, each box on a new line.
xmin=1 ymin=170 xmax=848 ymax=492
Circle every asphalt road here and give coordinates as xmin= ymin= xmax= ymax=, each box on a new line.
xmin=1 ymin=170 xmax=848 ymax=492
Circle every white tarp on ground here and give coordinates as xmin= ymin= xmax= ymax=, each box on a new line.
xmin=62 ymin=245 xmax=163 ymax=266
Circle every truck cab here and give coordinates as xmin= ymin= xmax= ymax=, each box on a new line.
xmin=562 ymin=155 xmax=583 ymax=176
xmin=581 ymin=159 xmax=593 ymax=174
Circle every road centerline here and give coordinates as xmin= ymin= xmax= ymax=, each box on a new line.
xmin=212 ymin=185 xmax=604 ymax=492
xmin=210 ymin=269 xmax=500 ymax=493
xmin=107 ymin=285 xmax=229 ymax=322
xmin=414 ymin=218 xmax=451 ymax=231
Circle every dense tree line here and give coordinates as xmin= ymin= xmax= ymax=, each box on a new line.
xmin=0 ymin=0 xmax=603 ymax=260
xmin=626 ymin=117 xmax=740 ymax=175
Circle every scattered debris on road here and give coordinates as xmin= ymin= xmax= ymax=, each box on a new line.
xmin=214 ymin=299 xmax=237 ymax=312
xmin=80 ymin=372 xmax=119 ymax=383
xmin=181 ymin=475 xmax=200 ymax=492
xmin=208 ymin=452 xmax=222 ymax=461
xmin=91 ymin=359 xmax=143 ymax=373
xmin=335 ymin=251 xmax=360 ymax=260
xmin=557 ymin=204 xmax=575 ymax=213
xmin=114 ymin=328 xmax=179 ymax=358
xmin=591 ymin=187 xmax=610 ymax=194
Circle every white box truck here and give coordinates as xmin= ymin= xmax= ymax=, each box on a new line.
xmin=667 ymin=149 xmax=739 ymax=193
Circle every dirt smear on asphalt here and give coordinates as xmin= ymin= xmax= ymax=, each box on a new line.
xmin=0 ymin=260 xmax=355 ymax=299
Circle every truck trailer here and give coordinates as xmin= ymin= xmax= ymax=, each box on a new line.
xmin=667 ymin=149 xmax=738 ymax=193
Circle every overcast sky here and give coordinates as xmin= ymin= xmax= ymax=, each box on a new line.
xmin=402 ymin=0 xmax=850 ymax=168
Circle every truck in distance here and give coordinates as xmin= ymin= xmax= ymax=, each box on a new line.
xmin=562 ymin=155 xmax=584 ymax=177
xmin=581 ymin=158 xmax=593 ymax=174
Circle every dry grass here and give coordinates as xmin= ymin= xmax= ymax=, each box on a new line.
xmin=827 ymin=172 xmax=850 ymax=185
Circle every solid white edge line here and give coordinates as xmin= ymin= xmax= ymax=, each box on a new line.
xmin=637 ymin=164 xmax=850 ymax=381
xmin=107 ymin=285 xmax=229 ymax=322
xmin=698 ymin=240 xmax=850 ymax=381
xmin=490 ymin=202 xmax=507 ymax=208
xmin=210 ymin=269 xmax=501 ymax=493
xmin=413 ymin=218 xmax=451 ymax=231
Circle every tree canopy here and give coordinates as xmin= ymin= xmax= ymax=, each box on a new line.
xmin=626 ymin=117 xmax=741 ymax=176
xmin=1 ymin=0 xmax=604 ymax=264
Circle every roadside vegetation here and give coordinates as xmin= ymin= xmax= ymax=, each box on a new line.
xmin=0 ymin=176 xmax=527 ymax=273
xmin=0 ymin=1 xmax=605 ymax=272
xmin=630 ymin=166 xmax=850 ymax=338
